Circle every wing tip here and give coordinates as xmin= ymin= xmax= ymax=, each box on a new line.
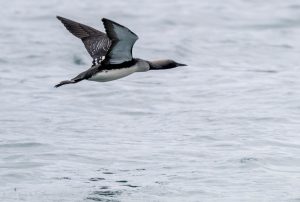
xmin=56 ymin=16 xmax=63 ymax=21
xmin=101 ymin=18 xmax=112 ymax=30
xmin=102 ymin=18 xmax=112 ymax=24
xmin=101 ymin=18 xmax=139 ymax=39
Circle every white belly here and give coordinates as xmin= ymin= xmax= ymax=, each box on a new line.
xmin=88 ymin=67 xmax=137 ymax=82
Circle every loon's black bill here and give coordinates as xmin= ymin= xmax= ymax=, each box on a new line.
xmin=177 ymin=63 xmax=187 ymax=66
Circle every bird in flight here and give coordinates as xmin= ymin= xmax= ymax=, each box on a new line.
xmin=55 ymin=16 xmax=186 ymax=88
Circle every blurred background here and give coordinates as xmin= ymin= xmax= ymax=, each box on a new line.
xmin=1 ymin=0 xmax=300 ymax=201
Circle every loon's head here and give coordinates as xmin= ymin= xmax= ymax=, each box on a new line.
xmin=148 ymin=59 xmax=187 ymax=70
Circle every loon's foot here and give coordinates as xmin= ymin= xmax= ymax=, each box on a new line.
xmin=54 ymin=80 xmax=76 ymax=88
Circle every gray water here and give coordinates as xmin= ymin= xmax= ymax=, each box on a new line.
xmin=1 ymin=0 xmax=300 ymax=201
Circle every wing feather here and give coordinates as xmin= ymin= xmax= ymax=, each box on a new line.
xmin=102 ymin=18 xmax=138 ymax=64
xmin=57 ymin=16 xmax=111 ymax=63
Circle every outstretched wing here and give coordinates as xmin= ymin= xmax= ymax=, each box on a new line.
xmin=102 ymin=18 xmax=138 ymax=65
xmin=57 ymin=16 xmax=111 ymax=63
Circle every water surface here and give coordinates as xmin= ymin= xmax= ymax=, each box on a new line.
xmin=1 ymin=0 xmax=300 ymax=201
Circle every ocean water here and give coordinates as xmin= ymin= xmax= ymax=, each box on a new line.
xmin=1 ymin=0 xmax=300 ymax=201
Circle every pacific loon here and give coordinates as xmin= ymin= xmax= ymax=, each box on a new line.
xmin=55 ymin=16 xmax=186 ymax=88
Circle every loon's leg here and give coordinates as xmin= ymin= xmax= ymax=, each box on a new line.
xmin=54 ymin=66 xmax=99 ymax=88
xmin=54 ymin=80 xmax=77 ymax=88
xmin=54 ymin=72 xmax=86 ymax=88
